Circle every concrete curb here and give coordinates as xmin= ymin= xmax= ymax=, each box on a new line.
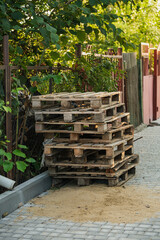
xmin=0 ymin=171 xmax=52 ymax=218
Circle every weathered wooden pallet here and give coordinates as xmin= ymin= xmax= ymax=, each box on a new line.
xmin=48 ymin=164 xmax=136 ymax=187
xmin=44 ymin=124 xmax=134 ymax=144
xmin=44 ymin=137 xmax=133 ymax=165
xmin=45 ymin=152 xmax=138 ymax=170
xmin=34 ymin=103 xmax=125 ymax=123
xmin=44 ymin=137 xmax=131 ymax=156
xmin=48 ymin=154 xmax=138 ymax=175
xmin=36 ymin=113 xmax=130 ymax=134
xmin=32 ymin=91 xmax=121 ymax=110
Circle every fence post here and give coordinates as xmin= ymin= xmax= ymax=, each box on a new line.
xmin=3 ymin=35 xmax=13 ymax=179
xmin=153 ymin=49 xmax=158 ymax=120
xmin=117 ymin=48 xmax=124 ymax=102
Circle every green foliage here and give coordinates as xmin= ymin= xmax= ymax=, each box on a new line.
xmin=114 ymin=0 xmax=160 ymax=51
xmin=0 ymin=144 xmax=36 ymax=173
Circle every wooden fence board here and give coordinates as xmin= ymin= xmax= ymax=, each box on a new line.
xmin=123 ymin=53 xmax=141 ymax=127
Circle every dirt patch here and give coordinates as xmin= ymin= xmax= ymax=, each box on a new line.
xmin=28 ymin=184 xmax=160 ymax=223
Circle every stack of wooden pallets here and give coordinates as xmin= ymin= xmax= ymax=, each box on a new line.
xmin=32 ymin=92 xmax=139 ymax=186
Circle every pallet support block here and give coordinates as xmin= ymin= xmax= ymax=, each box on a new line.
xmin=70 ymin=133 xmax=79 ymax=141
xmin=61 ymin=100 xmax=71 ymax=109
xmin=77 ymin=178 xmax=91 ymax=186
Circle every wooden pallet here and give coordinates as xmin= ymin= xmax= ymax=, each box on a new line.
xmin=44 ymin=125 xmax=134 ymax=144
xmin=44 ymin=137 xmax=132 ymax=156
xmin=45 ymin=152 xmax=137 ymax=169
xmin=32 ymin=91 xmax=121 ymax=110
xmin=44 ymin=137 xmax=133 ymax=165
xmin=48 ymin=154 xmax=138 ymax=176
xmin=48 ymin=164 xmax=137 ymax=187
xmin=34 ymin=103 xmax=125 ymax=123
xmin=36 ymin=113 xmax=130 ymax=134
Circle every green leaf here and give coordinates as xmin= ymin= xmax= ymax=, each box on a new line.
xmin=56 ymin=43 xmax=61 ymax=50
xmin=18 ymin=144 xmax=28 ymax=150
xmin=100 ymin=27 xmax=106 ymax=36
xmin=31 ymin=75 xmax=40 ymax=83
xmin=0 ymin=158 xmax=3 ymax=166
xmin=3 ymin=106 xmax=11 ymax=113
xmin=16 ymin=46 xmax=23 ymax=54
xmin=46 ymin=24 xmax=57 ymax=33
xmin=26 ymin=158 xmax=36 ymax=163
xmin=1 ymin=18 xmax=10 ymax=31
xmin=35 ymin=16 xmax=44 ymax=24
xmin=39 ymin=27 xmax=48 ymax=38
xmin=11 ymin=11 xmax=24 ymax=20
xmin=64 ymin=52 xmax=74 ymax=61
xmin=0 ymin=149 xmax=5 ymax=155
xmin=50 ymin=51 xmax=60 ymax=60
xmin=89 ymin=0 xmax=96 ymax=6
xmin=61 ymin=73 xmax=68 ymax=82
xmin=4 ymin=152 xmax=12 ymax=161
xmin=77 ymin=30 xmax=86 ymax=42
xmin=30 ymin=86 xmax=37 ymax=94
xmin=109 ymin=23 xmax=116 ymax=34
xmin=75 ymin=0 xmax=82 ymax=7
xmin=84 ymin=26 xmax=92 ymax=34
xmin=80 ymin=16 xmax=88 ymax=24
xmin=16 ymin=161 xmax=28 ymax=172
xmin=13 ymin=149 xmax=26 ymax=158
xmin=3 ymin=161 xmax=14 ymax=172
xmin=50 ymin=33 xmax=59 ymax=43
xmin=13 ymin=25 xmax=22 ymax=31
xmin=53 ymin=75 xmax=62 ymax=84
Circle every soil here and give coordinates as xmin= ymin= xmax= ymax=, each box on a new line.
xmin=28 ymin=183 xmax=160 ymax=223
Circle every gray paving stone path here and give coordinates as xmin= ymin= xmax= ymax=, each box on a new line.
xmin=1 ymin=120 xmax=160 ymax=240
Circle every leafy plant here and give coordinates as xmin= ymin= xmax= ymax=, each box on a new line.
xmin=0 ymin=144 xmax=36 ymax=173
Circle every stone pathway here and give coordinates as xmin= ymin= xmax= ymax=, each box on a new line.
xmin=1 ymin=121 xmax=160 ymax=240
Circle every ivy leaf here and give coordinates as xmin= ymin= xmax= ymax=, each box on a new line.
xmin=26 ymin=158 xmax=36 ymax=163
xmin=16 ymin=161 xmax=28 ymax=172
xmin=13 ymin=149 xmax=26 ymax=158
xmin=18 ymin=144 xmax=28 ymax=149
xmin=77 ymin=30 xmax=86 ymax=42
xmin=3 ymin=161 xmax=14 ymax=172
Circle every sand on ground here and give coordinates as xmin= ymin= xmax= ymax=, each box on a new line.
xmin=27 ymin=183 xmax=160 ymax=223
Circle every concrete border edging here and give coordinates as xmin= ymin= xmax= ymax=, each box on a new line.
xmin=0 ymin=171 xmax=52 ymax=218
